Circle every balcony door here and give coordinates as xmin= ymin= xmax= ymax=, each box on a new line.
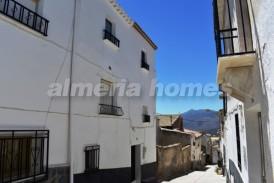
xmin=234 ymin=0 xmax=253 ymax=53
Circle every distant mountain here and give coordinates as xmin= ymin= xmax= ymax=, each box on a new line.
xmin=182 ymin=109 xmax=219 ymax=135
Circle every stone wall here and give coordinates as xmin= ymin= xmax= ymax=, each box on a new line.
xmin=157 ymin=144 xmax=191 ymax=181
xmin=157 ymin=128 xmax=192 ymax=147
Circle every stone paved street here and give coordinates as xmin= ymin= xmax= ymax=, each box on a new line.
xmin=162 ymin=165 xmax=226 ymax=183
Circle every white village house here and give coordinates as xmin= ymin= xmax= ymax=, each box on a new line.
xmin=0 ymin=0 xmax=157 ymax=183
xmin=214 ymin=0 xmax=274 ymax=182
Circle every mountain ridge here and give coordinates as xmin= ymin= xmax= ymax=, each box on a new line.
xmin=182 ymin=109 xmax=219 ymax=135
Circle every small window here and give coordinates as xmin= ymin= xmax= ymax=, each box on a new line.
xmin=105 ymin=19 xmax=113 ymax=34
xmin=142 ymin=106 xmax=150 ymax=123
xmin=141 ymin=51 xmax=149 ymax=70
xmin=85 ymin=145 xmax=100 ymax=173
xmin=142 ymin=106 xmax=148 ymax=115
xmin=141 ymin=51 xmax=147 ymax=63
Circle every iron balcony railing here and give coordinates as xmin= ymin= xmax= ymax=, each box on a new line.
xmin=0 ymin=130 xmax=49 ymax=183
xmin=143 ymin=114 xmax=151 ymax=123
xmin=85 ymin=145 xmax=100 ymax=173
xmin=141 ymin=60 xmax=150 ymax=71
xmin=0 ymin=0 xmax=49 ymax=36
xmin=99 ymin=104 xmax=124 ymax=116
xmin=103 ymin=30 xmax=120 ymax=47
xmin=213 ymin=0 xmax=254 ymax=57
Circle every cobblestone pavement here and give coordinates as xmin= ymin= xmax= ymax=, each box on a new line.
xmin=162 ymin=165 xmax=226 ymax=183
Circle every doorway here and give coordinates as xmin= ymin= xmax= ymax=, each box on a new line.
xmin=131 ymin=145 xmax=141 ymax=183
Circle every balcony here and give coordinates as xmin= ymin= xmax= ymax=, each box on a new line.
xmin=213 ymin=0 xmax=256 ymax=100
xmin=141 ymin=60 xmax=150 ymax=71
xmin=143 ymin=114 xmax=151 ymax=123
xmin=0 ymin=0 xmax=49 ymax=36
xmin=0 ymin=130 xmax=49 ymax=183
xmin=103 ymin=30 xmax=120 ymax=48
xmin=99 ymin=104 xmax=124 ymax=116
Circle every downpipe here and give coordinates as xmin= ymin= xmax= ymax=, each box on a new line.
xmin=68 ymin=0 xmax=78 ymax=182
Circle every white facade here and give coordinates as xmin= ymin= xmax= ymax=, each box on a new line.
xmin=0 ymin=0 xmax=157 ymax=182
xmin=215 ymin=0 xmax=274 ymax=182
xmin=221 ymin=98 xmax=249 ymax=183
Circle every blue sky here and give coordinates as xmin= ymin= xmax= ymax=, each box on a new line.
xmin=118 ymin=0 xmax=222 ymax=114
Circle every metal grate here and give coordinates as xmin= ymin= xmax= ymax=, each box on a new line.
xmin=85 ymin=145 xmax=100 ymax=173
xmin=0 ymin=130 xmax=49 ymax=183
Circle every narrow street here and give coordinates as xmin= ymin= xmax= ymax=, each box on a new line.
xmin=162 ymin=165 xmax=226 ymax=183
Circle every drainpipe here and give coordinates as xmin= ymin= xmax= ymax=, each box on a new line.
xmin=258 ymin=113 xmax=266 ymax=183
xmin=68 ymin=0 xmax=78 ymax=182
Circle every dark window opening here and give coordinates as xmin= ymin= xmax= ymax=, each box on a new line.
xmin=142 ymin=106 xmax=150 ymax=123
xmin=85 ymin=145 xmax=100 ymax=173
xmin=141 ymin=51 xmax=149 ymax=70
xmin=105 ymin=19 xmax=112 ymax=34
xmin=103 ymin=19 xmax=120 ymax=47
xmin=235 ymin=114 xmax=242 ymax=171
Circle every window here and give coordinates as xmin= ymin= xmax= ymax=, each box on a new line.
xmin=235 ymin=114 xmax=242 ymax=171
xmin=141 ymin=51 xmax=149 ymax=71
xmin=99 ymin=79 xmax=123 ymax=116
xmin=103 ymin=19 xmax=120 ymax=47
xmin=85 ymin=145 xmax=100 ymax=173
xmin=142 ymin=106 xmax=150 ymax=123
xmin=100 ymin=79 xmax=116 ymax=106
xmin=141 ymin=51 xmax=146 ymax=63
xmin=0 ymin=130 xmax=49 ymax=182
xmin=105 ymin=19 xmax=113 ymax=34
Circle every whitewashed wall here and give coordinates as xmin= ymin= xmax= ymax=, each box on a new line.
xmin=223 ymin=97 xmax=249 ymax=183
xmin=249 ymin=0 xmax=274 ymax=181
xmin=0 ymin=0 xmax=156 ymax=175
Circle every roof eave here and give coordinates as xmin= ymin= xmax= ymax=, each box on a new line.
xmin=133 ymin=22 xmax=158 ymax=50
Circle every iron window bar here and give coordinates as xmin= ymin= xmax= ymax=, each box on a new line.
xmin=0 ymin=0 xmax=49 ymax=36
xmin=85 ymin=145 xmax=100 ymax=173
xmin=143 ymin=114 xmax=151 ymax=123
xmin=213 ymin=0 xmax=255 ymax=58
xmin=99 ymin=104 xmax=124 ymax=116
xmin=0 ymin=130 xmax=49 ymax=183
xmin=103 ymin=29 xmax=120 ymax=47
